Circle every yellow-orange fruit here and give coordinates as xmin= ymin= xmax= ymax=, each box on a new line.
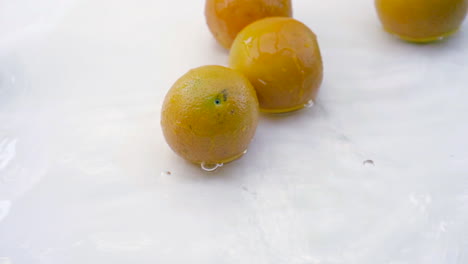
xmin=161 ymin=65 xmax=259 ymax=165
xmin=205 ymin=0 xmax=292 ymax=49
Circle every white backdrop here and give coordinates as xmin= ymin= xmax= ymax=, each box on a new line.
xmin=1 ymin=0 xmax=468 ymax=263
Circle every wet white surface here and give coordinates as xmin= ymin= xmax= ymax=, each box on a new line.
xmin=1 ymin=0 xmax=468 ymax=263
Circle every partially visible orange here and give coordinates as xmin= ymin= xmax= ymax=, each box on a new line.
xmin=375 ymin=0 xmax=468 ymax=42
xmin=205 ymin=0 xmax=292 ymax=49
xmin=161 ymin=65 xmax=259 ymax=166
xmin=229 ymin=17 xmax=323 ymax=113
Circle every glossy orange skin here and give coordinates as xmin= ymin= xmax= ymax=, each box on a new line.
xmin=229 ymin=17 xmax=323 ymax=113
xmin=375 ymin=0 xmax=468 ymax=42
xmin=205 ymin=0 xmax=292 ymax=49
xmin=161 ymin=65 xmax=259 ymax=165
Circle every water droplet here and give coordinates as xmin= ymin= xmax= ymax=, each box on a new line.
xmin=243 ymin=150 xmax=248 ymax=155
xmin=244 ymin=37 xmax=253 ymax=45
xmin=363 ymin=160 xmax=375 ymax=167
xmin=241 ymin=185 xmax=257 ymax=196
xmin=201 ymin=162 xmax=223 ymax=172
xmin=0 ymin=138 xmax=17 ymax=170
xmin=257 ymin=79 xmax=267 ymax=85
xmin=304 ymin=100 xmax=315 ymax=108
xmin=160 ymin=171 xmax=171 ymax=177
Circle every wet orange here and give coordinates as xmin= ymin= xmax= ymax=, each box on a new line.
xmin=161 ymin=65 xmax=259 ymax=165
xmin=375 ymin=0 xmax=468 ymax=42
xmin=229 ymin=17 xmax=323 ymax=113
xmin=205 ymin=0 xmax=292 ymax=49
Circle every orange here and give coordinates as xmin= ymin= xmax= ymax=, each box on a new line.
xmin=229 ymin=17 xmax=323 ymax=113
xmin=205 ymin=0 xmax=292 ymax=49
xmin=161 ymin=65 xmax=259 ymax=166
xmin=375 ymin=0 xmax=468 ymax=42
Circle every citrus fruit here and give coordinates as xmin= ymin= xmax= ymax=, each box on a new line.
xmin=375 ymin=0 xmax=468 ymax=42
xmin=205 ymin=0 xmax=292 ymax=49
xmin=161 ymin=65 xmax=259 ymax=166
xmin=229 ymin=17 xmax=323 ymax=113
